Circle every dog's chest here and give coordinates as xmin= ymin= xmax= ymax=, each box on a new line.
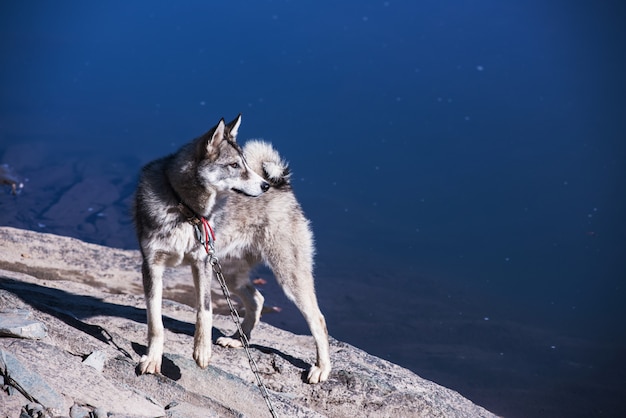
xmin=149 ymin=221 xmax=205 ymax=266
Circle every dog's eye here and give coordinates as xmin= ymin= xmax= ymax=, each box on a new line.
xmin=229 ymin=162 xmax=240 ymax=169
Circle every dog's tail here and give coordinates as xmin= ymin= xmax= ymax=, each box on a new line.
xmin=243 ymin=140 xmax=291 ymax=188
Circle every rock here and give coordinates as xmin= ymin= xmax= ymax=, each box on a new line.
xmin=41 ymin=177 xmax=120 ymax=232
xmin=25 ymin=402 xmax=44 ymax=417
xmin=69 ymin=404 xmax=91 ymax=418
xmin=0 ymin=144 xmax=141 ymax=249
xmin=92 ymin=407 xmax=108 ymax=418
xmin=0 ymin=163 xmax=25 ymax=195
xmin=0 ymin=226 xmax=241 ymax=315
xmin=83 ymin=350 xmax=107 ymax=372
xmin=0 ymin=227 xmax=498 ymax=417
xmin=1 ymin=337 xmax=165 ymax=417
xmin=0 ymin=348 xmax=65 ymax=413
xmin=0 ymin=309 xmax=47 ymax=339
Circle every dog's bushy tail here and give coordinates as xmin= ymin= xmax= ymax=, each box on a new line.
xmin=243 ymin=140 xmax=291 ymax=188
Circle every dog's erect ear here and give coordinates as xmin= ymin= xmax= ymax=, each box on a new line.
xmin=210 ymin=119 xmax=226 ymax=147
xmin=201 ymin=118 xmax=226 ymax=160
xmin=226 ymin=114 xmax=242 ymax=141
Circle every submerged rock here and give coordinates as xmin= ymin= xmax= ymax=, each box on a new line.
xmin=0 ymin=163 xmax=25 ymax=195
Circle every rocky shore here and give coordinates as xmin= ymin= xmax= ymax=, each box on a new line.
xmin=0 ymin=226 xmax=497 ymax=417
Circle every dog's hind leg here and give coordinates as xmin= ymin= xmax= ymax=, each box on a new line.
xmin=191 ymin=259 xmax=213 ymax=368
xmin=216 ymin=258 xmax=264 ymax=348
xmin=269 ymin=255 xmax=332 ymax=384
xmin=139 ymin=260 xmax=165 ymax=374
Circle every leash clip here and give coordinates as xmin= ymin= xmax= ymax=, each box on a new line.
xmin=193 ymin=217 xmax=216 ymax=255
xmin=193 ymin=223 xmax=206 ymax=246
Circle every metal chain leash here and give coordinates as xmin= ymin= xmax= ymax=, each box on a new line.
xmin=205 ymin=241 xmax=278 ymax=418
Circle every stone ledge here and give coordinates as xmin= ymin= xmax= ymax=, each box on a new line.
xmin=0 ymin=227 xmax=497 ymax=417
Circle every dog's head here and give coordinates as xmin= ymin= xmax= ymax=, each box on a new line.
xmin=195 ymin=115 xmax=269 ymax=197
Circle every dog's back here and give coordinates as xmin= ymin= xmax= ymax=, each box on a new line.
xmin=133 ymin=155 xmax=175 ymax=245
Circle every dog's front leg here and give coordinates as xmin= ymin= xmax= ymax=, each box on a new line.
xmin=139 ymin=261 xmax=165 ymax=374
xmin=191 ymin=259 xmax=213 ymax=368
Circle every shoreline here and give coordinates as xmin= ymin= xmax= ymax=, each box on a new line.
xmin=0 ymin=226 xmax=497 ymax=417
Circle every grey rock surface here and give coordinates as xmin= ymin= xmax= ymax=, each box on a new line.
xmin=0 ymin=226 xmax=498 ymax=417
xmin=0 ymin=309 xmax=47 ymax=339
xmin=0 ymin=348 xmax=65 ymax=412
xmin=82 ymin=350 xmax=107 ymax=372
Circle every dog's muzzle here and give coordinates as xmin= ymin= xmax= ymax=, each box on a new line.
xmin=233 ymin=181 xmax=270 ymax=197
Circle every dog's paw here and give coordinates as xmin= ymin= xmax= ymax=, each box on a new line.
xmin=216 ymin=336 xmax=244 ymax=348
xmin=306 ymin=365 xmax=331 ymax=384
xmin=193 ymin=341 xmax=212 ymax=369
xmin=138 ymin=354 xmax=162 ymax=375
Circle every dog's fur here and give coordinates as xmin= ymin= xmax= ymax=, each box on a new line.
xmin=133 ymin=115 xmax=331 ymax=383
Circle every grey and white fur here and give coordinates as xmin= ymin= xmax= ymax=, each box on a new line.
xmin=133 ymin=115 xmax=331 ymax=383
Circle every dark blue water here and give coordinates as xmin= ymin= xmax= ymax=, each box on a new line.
xmin=2 ymin=2 xmax=625 ymax=416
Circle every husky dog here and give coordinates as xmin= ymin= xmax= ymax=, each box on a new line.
xmin=133 ymin=115 xmax=331 ymax=383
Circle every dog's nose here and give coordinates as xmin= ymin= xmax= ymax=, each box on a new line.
xmin=261 ymin=182 xmax=270 ymax=192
